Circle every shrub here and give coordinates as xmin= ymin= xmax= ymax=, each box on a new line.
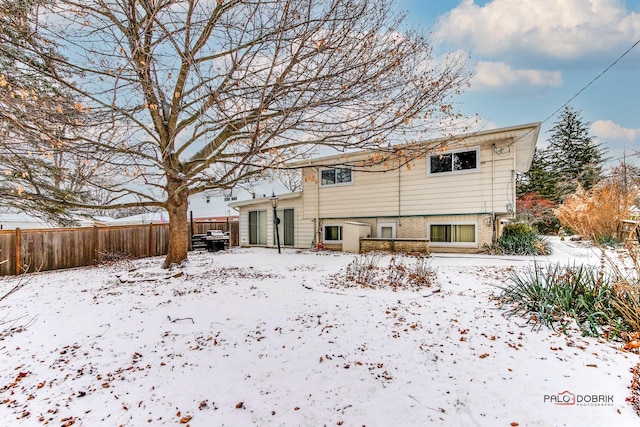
xmin=345 ymin=253 xmax=381 ymax=284
xmin=344 ymin=253 xmax=436 ymax=290
xmin=495 ymin=223 xmax=551 ymax=256
xmin=516 ymin=193 xmax=561 ymax=234
xmin=1 ymin=274 xmax=37 ymax=339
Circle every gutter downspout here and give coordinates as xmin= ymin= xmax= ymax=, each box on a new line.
xmin=491 ymin=145 xmax=496 ymax=243
xmin=512 ymin=153 xmax=517 ymax=219
xmin=398 ymin=160 xmax=401 ymax=231
xmin=316 ymin=167 xmax=321 ymax=247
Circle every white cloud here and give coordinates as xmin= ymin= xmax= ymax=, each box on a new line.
xmin=591 ymin=119 xmax=640 ymax=141
xmin=434 ymin=0 xmax=640 ymax=61
xmin=470 ymin=61 xmax=563 ymax=91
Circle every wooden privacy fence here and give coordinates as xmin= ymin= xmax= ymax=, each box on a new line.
xmin=0 ymin=221 xmax=239 ymax=276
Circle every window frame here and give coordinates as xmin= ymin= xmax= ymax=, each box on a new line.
xmin=273 ymin=208 xmax=295 ymax=247
xmin=319 ymin=167 xmax=354 ymax=187
xmin=428 ymin=146 xmax=480 ymax=176
xmin=377 ymin=222 xmax=397 ymax=239
xmin=248 ymin=210 xmax=268 ymax=245
xmin=323 ymin=224 xmax=343 ymax=243
xmin=428 ymin=222 xmax=478 ymax=247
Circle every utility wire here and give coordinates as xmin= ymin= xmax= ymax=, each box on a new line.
xmin=539 ymin=37 xmax=640 ymax=127
xmin=506 ymin=36 xmax=640 ymax=148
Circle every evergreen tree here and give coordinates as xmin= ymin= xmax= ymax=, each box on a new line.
xmin=546 ymin=107 xmax=606 ymax=200
xmin=517 ymin=148 xmax=557 ymax=200
xmin=517 ymin=107 xmax=606 ymax=203
xmin=1 ymin=0 xmax=114 ymax=225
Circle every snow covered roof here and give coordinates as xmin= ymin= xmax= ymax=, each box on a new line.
xmin=109 ymin=212 xmax=169 ymax=225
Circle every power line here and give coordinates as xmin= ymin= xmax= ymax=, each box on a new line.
xmin=506 ymin=36 xmax=640 ymax=148
xmin=539 ymin=37 xmax=640 ymax=127
xmin=605 ymin=150 xmax=640 ymax=165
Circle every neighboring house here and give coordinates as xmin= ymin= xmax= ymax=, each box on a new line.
xmin=0 ymin=213 xmax=116 ymax=230
xmin=229 ymin=123 xmax=541 ymax=253
xmin=108 ymin=212 xmax=169 ymax=226
xmin=193 ymin=215 xmax=239 ymax=222
xmin=0 ymin=213 xmax=52 ymax=230
xmin=73 ymin=216 xmax=115 ymax=227
xmin=188 ymin=184 xmax=287 ymax=219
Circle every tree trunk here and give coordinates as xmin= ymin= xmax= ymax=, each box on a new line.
xmin=163 ymin=179 xmax=190 ymax=269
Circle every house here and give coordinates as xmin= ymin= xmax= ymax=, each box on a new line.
xmin=0 ymin=212 xmax=52 ymax=230
xmin=229 ymin=123 xmax=541 ymax=253
xmin=108 ymin=212 xmax=169 ymax=225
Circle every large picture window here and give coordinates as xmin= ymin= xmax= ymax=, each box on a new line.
xmin=430 ymin=224 xmax=476 ymax=244
xmin=429 ymin=148 xmax=479 ymax=174
xmin=320 ymin=168 xmax=353 ymax=186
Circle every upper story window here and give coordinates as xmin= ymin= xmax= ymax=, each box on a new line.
xmin=429 ymin=147 xmax=479 ymax=175
xmin=320 ymin=168 xmax=353 ymax=186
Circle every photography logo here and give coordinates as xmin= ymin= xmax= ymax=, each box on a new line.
xmin=544 ymin=390 xmax=614 ymax=407
xmin=544 ymin=390 xmax=576 ymax=405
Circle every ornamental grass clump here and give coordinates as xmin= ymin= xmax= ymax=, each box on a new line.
xmin=499 ymin=243 xmax=640 ymax=342
xmin=554 ymin=180 xmax=636 ymax=244
xmin=498 ymin=263 xmax=621 ymax=337
xmin=608 ymin=244 xmax=640 ymax=339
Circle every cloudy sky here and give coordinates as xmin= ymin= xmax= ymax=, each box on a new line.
xmin=403 ymin=0 xmax=640 ymax=167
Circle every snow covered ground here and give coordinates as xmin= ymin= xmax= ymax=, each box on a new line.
xmin=1 ymin=237 xmax=638 ymax=426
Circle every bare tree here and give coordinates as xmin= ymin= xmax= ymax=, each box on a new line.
xmin=4 ymin=0 xmax=470 ymax=267
xmin=275 ymin=169 xmax=302 ymax=193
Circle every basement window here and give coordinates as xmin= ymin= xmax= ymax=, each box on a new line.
xmin=323 ymin=225 xmax=343 ymax=242
xmin=429 ymin=223 xmax=477 ymax=245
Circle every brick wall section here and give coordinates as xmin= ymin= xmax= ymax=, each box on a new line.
xmin=477 ymin=214 xmax=494 ymax=248
xmin=396 ymin=217 xmax=426 ymax=239
xmin=320 ymin=214 xmax=496 ymax=254
xmin=360 ymin=238 xmax=430 ymax=254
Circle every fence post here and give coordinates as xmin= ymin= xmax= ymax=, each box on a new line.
xmin=92 ymin=226 xmax=98 ymax=264
xmin=189 ymin=211 xmax=194 ymax=251
xmin=148 ymin=223 xmax=154 ymax=256
xmin=15 ymin=228 xmax=21 ymax=275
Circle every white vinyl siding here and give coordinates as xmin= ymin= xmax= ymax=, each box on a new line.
xmin=302 ymin=144 xmax=514 ymax=219
xmin=234 ymin=194 xmax=315 ymax=249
